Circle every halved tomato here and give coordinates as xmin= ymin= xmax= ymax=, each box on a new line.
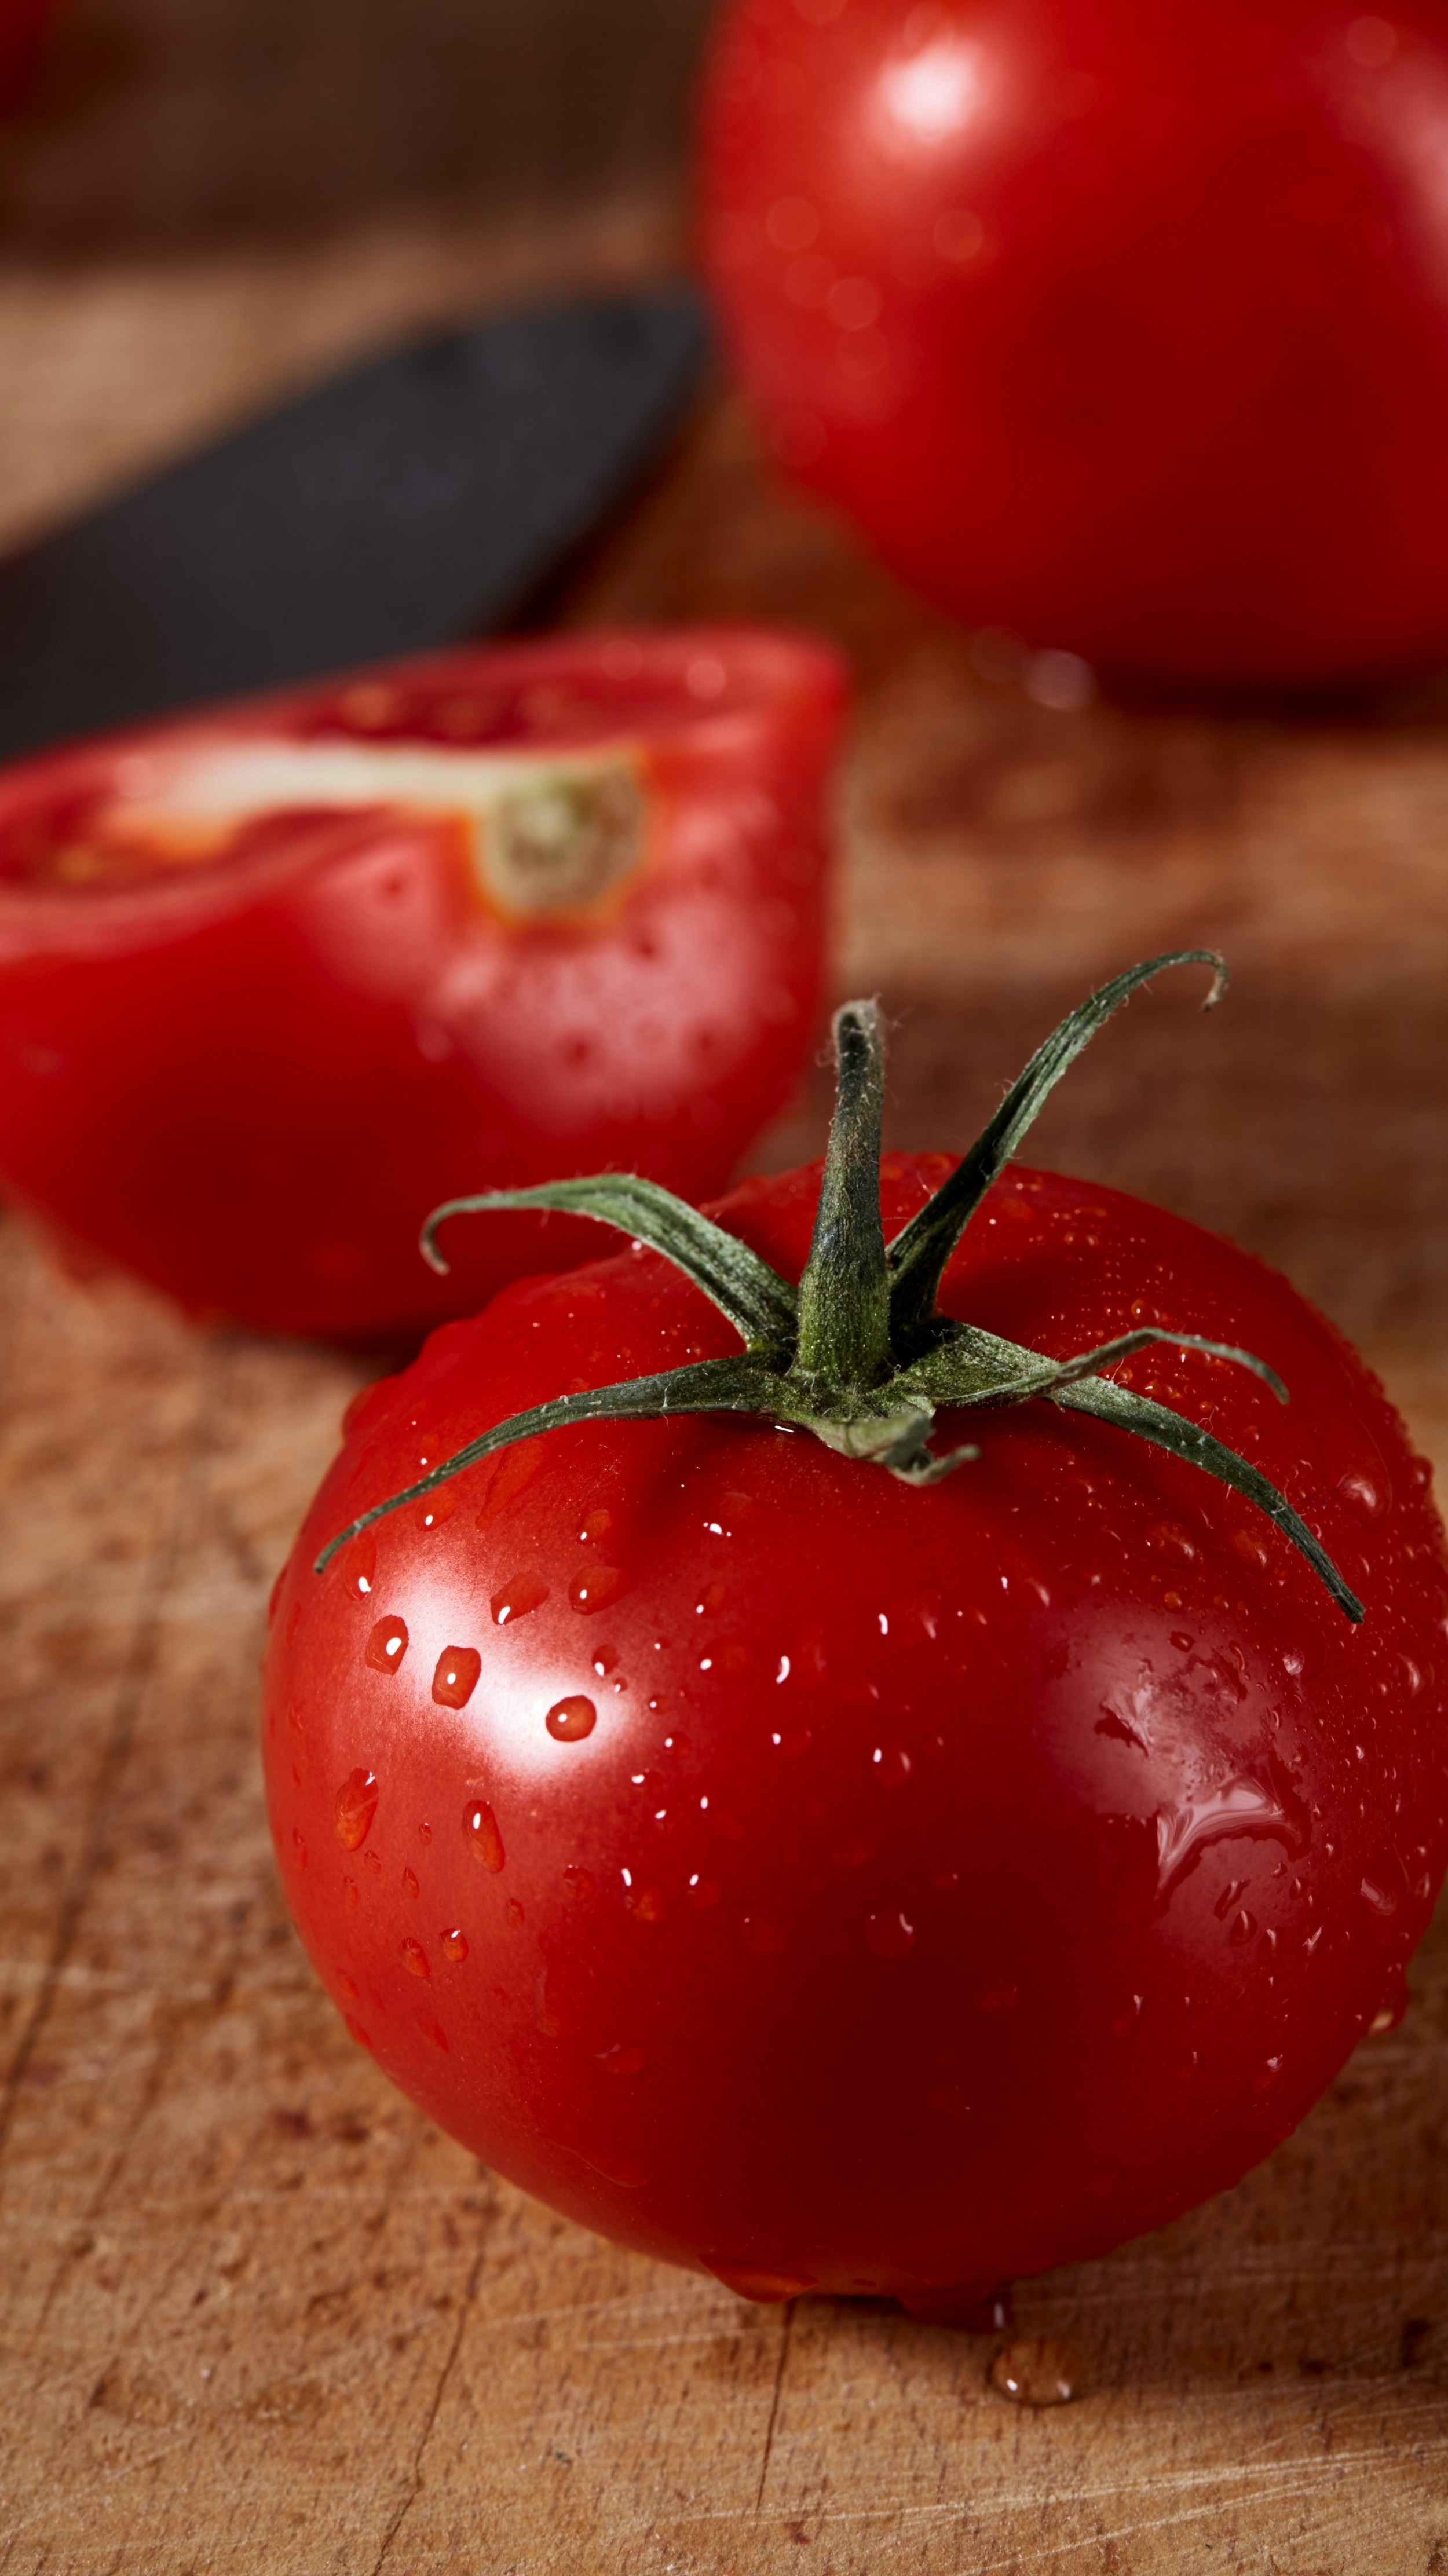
xmin=0 ymin=629 xmax=844 ymax=1341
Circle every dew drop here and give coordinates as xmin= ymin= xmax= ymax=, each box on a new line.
xmin=433 ymin=1646 xmax=481 ymax=1708
xmin=562 ymin=1867 xmax=596 ymax=1901
xmin=1229 ymin=1909 xmax=1256 ymax=1946
xmin=491 ymin=1572 xmax=549 ymax=1626
xmin=686 ymin=1873 xmax=722 ymax=1908
xmin=474 ymin=1443 xmax=543 ymax=1528
xmin=418 ymin=1488 xmax=457 ymax=1534
xmin=570 ymin=1565 xmax=630 ymax=1613
xmin=579 ymin=1507 xmax=614 ymax=1542
xmin=988 ymin=2337 xmax=1083 ymax=2407
xmin=872 ymin=1744 xmax=912 ymax=1786
xmin=401 ymin=1937 xmax=430 ymax=1979
xmin=365 ymin=1616 xmax=408 ymax=1673
xmin=333 ymin=1768 xmax=379 ymax=1851
xmin=401 ymin=1867 xmax=419 ymax=1898
xmin=547 ymin=1695 xmax=597 ymax=1743
xmin=598 ymin=2042 xmax=646 ymax=2076
xmin=463 ymin=1798 xmax=505 ymax=1872
xmin=506 ymin=1897 xmax=525 ymax=1928
xmin=441 ymin=1927 xmax=469 ymax=1962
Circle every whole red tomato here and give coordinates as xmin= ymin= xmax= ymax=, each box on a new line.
xmin=265 ymin=964 xmax=1448 ymax=2306
xmin=701 ymin=0 xmax=1448 ymax=689
xmin=0 ymin=629 xmax=842 ymax=1342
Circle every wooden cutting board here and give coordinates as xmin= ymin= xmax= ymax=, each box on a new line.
xmin=5 ymin=14 xmax=1448 ymax=2571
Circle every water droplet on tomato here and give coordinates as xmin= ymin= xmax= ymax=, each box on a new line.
xmin=686 ymin=1873 xmax=722 ymax=1909
xmin=1339 ymin=1471 xmax=1387 ymax=1521
xmin=433 ymin=1646 xmax=481 ymax=1708
xmin=418 ymin=1488 xmax=457 ymax=1534
xmin=988 ymin=2337 xmax=1082 ymax=2407
xmin=441 ymin=1927 xmax=468 ymax=1962
xmin=401 ymin=1937 xmax=429 ymax=1978
xmin=546 ymin=1695 xmax=597 ymax=1742
xmin=365 ymin=1616 xmax=408 ymax=1674
xmin=464 ymin=1798 xmax=504 ymax=1872
xmin=401 ymin=1867 xmax=419 ymax=1898
xmin=333 ymin=1768 xmax=378 ymax=1850
xmin=872 ymin=1744 xmax=912 ymax=1785
xmin=708 ymin=2262 xmax=816 ymax=2302
xmin=598 ymin=2042 xmax=646 ymax=2076
xmin=292 ymin=1828 xmax=308 ymax=1868
xmin=570 ymin=1566 xmax=630 ymax=1613
xmin=1369 ymin=1966 xmax=1409 ymax=2033
xmin=1229 ymin=1909 xmax=1256 ymax=1945
xmin=491 ymin=1572 xmax=549 ymax=1626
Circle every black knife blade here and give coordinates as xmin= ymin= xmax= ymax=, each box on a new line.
xmin=0 ymin=284 xmax=708 ymax=762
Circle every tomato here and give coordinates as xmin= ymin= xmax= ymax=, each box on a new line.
xmin=0 ymin=628 xmax=843 ymax=1342
xmin=264 ymin=962 xmax=1448 ymax=2307
xmin=0 ymin=1 xmax=55 ymax=112
xmin=701 ymin=0 xmax=1448 ymax=690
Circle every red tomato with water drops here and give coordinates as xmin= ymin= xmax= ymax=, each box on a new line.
xmin=0 ymin=628 xmax=842 ymax=1342
xmin=265 ymin=1081 xmax=1448 ymax=2306
xmin=701 ymin=0 xmax=1448 ymax=689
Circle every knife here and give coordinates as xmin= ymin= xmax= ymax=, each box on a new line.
xmin=0 ymin=283 xmax=708 ymax=763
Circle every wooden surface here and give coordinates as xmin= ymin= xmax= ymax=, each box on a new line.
xmin=6 ymin=10 xmax=1448 ymax=2571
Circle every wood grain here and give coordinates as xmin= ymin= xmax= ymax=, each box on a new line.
xmin=4 ymin=9 xmax=1448 ymax=2569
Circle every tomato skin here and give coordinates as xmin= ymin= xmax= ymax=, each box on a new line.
xmin=265 ymin=1157 xmax=1448 ymax=2300
xmin=701 ymin=0 xmax=1448 ymax=689
xmin=0 ymin=630 xmax=842 ymax=1342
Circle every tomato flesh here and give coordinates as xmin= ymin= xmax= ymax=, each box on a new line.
xmin=0 ymin=630 xmax=843 ymax=1341
xmin=265 ymin=1157 xmax=1448 ymax=2301
xmin=701 ymin=0 xmax=1448 ymax=689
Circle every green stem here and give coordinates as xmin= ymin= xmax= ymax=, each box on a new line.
xmin=886 ymin=951 xmax=1227 ymax=1356
xmin=794 ymin=1000 xmax=893 ymax=1389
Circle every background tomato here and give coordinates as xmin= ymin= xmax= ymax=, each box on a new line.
xmin=701 ymin=0 xmax=1448 ymax=690
xmin=0 ymin=0 xmax=54 ymax=114
xmin=0 ymin=627 xmax=842 ymax=1343
xmin=265 ymin=1149 xmax=1448 ymax=2306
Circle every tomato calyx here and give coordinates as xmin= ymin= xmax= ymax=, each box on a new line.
xmin=315 ymin=951 xmax=1363 ymax=1623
